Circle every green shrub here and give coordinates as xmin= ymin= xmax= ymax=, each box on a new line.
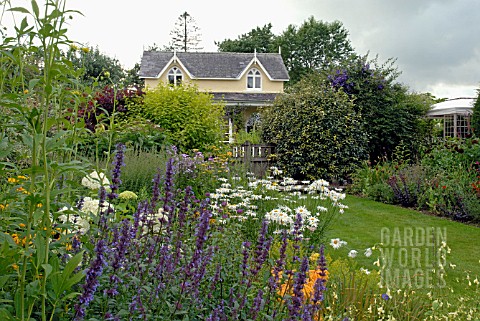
xmin=262 ymin=73 xmax=368 ymax=180
xmin=130 ymin=84 xmax=225 ymax=151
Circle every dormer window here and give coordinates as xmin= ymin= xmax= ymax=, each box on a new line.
xmin=247 ymin=68 xmax=261 ymax=89
xmin=168 ymin=67 xmax=183 ymax=86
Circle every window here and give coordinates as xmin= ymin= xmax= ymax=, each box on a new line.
xmin=247 ymin=68 xmax=261 ymax=89
xmin=168 ymin=67 xmax=183 ymax=86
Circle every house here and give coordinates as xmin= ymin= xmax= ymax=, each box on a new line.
xmin=427 ymin=97 xmax=475 ymax=138
xmin=139 ymin=50 xmax=289 ymax=142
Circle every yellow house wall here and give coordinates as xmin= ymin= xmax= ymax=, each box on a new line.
xmin=144 ymin=61 xmax=284 ymax=93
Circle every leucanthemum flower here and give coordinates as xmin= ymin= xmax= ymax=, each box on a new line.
xmin=364 ymin=248 xmax=373 ymax=257
xmin=348 ymin=250 xmax=358 ymax=258
xmin=330 ymin=238 xmax=347 ymax=249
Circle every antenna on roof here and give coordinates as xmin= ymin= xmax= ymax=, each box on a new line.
xmin=254 ymin=48 xmax=257 ymax=64
xmin=173 ymin=49 xmax=177 ymax=62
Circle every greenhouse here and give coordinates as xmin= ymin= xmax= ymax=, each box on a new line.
xmin=427 ymin=97 xmax=475 ymax=138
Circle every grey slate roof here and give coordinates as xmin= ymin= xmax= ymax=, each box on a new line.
xmin=212 ymin=92 xmax=279 ymax=106
xmin=139 ymin=51 xmax=289 ymax=80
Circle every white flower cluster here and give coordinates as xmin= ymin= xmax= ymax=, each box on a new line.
xmin=270 ymin=166 xmax=283 ymax=177
xmin=81 ymin=171 xmax=110 ymax=190
xmin=81 ymin=197 xmax=113 ymax=215
xmin=57 ymin=207 xmax=90 ymax=234
xmin=265 ymin=205 xmax=323 ymax=232
xmin=142 ymin=208 xmax=169 ymax=234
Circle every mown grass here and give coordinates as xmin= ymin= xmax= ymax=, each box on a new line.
xmin=325 ymin=194 xmax=480 ymax=299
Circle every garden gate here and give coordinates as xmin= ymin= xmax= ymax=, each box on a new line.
xmin=231 ymin=141 xmax=275 ymax=177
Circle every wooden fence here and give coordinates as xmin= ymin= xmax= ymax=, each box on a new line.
xmin=231 ymin=142 xmax=275 ymax=177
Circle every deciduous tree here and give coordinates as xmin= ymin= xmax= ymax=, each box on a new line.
xmin=216 ymin=23 xmax=276 ymax=53
xmin=276 ymin=17 xmax=355 ymax=83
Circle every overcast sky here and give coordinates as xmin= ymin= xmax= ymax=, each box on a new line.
xmin=4 ymin=0 xmax=480 ymax=99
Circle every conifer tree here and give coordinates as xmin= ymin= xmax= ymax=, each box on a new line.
xmin=168 ymin=12 xmax=203 ymax=52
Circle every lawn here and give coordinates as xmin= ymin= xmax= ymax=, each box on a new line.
xmin=326 ymin=194 xmax=480 ymax=298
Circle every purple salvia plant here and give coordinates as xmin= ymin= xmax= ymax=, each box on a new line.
xmin=251 ymin=289 xmax=264 ymax=320
xmin=307 ymin=245 xmax=328 ymax=318
xmin=172 ymin=185 xmax=194 ymax=266
xmin=251 ymin=220 xmax=272 ymax=276
xmin=97 ymin=186 xmax=108 ymax=230
xmin=286 ymin=256 xmax=309 ymax=321
xmin=208 ymin=261 xmax=222 ymax=299
xmin=162 ymin=158 xmax=176 ymax=222
xmin=132 ymin=200 xmax=148 ymax=239
xmin=74 ymin=239 xmax=107 ymax=320
xmin=240 ymin=241 xmax=251 ymax=283
xmin=107 ymin=218 xmax=132 ymax=295
xmin=150 ymin=171 xmax=162 ymax=211
xmin=266 ymin=230 xmax=288 ymax=313
xmin=107 ymin=143 xmax=125 ymax=201
xmin=129 ymin=288 xmax=146 ymax=321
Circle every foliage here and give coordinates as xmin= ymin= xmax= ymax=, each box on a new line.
xmin=262 ymin=72 xmax=368 ymax=180
xmin=276 ymin=17 xmax=355 ymax=83
xmin=327 ymin=55 xmax=432 ymax=162
xmin=132 ymin=83 xmax=224 ymax=151
xmin=64 ymin=45 xmax=125 ymax=86
xmin=350 ymin=137 xmax=480 ymax=222
xmin=0 ymin=1 xmax=92 ymax=319
xmin=77 ymin=85 xmax=145 ymax=132
xmin=234 ymin=129 xmax=262 ymax=144
xmin=216 ymin=23 xmax=277 ymax=53
xmin=472 ymin=86 xmax=480 ymax=135
xmin=348 ymin=161 xmax=395 ymax=203
xmin=124 ymin=62 xmax=144 ymax=88
xmin=167 ymin=11 xmax=202 ymax=52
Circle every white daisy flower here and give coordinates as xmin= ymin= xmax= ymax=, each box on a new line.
xmin=348 ymin=250 xmax=358 ymax=258
xmin=364 ymin=248 xmax=373 ymax=257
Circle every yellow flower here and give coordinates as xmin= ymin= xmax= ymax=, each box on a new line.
xmin=81 ymin=47 xmax=90 ymax=53
xmin=16 ymin=187 xmax=30 ymax=194
xmin=70 ymin=44 xmax=78 ymax=51
xmin=37 ymin=203 xmax=43 ymax=208
xmin=12 ymin=263 xmax=19 ymax=271
xmin=8 ymin=177 xmax=19 ymax=183
xmin=19 ymin=223 xmax=26 ymax=228
xmin=65 ymin=243 xmax=73 ymax=251
xmin=17 ymin=175 xmax=28 ymax=180
xmin=0 ymin=204 xmax=8 ymax=211
xmin=23 ymin=89 xmax=29 ymax=94
xmin=310 ymin=252 xmax=320 ymax=262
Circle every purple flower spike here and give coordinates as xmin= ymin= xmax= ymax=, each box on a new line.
xmin=108 ymin=143 xmax=125 ymax=200
xmin=74 ymin=239 xmax=107 ymax=320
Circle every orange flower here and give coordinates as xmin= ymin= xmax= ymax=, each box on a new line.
xmin=277 ymin=268 xmax=329 ymax=302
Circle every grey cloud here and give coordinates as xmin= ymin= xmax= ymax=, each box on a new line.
xmin=298 ymin=0 xmax=480 ymax=95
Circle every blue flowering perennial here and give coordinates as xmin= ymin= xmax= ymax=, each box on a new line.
xmin=74 ymin=239 xmax=107 ymax=320
xmin=107 ymin=143 xmax=125 ymax=200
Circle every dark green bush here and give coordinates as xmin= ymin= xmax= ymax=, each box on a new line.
xmin=262 ymin=73 xmax=368 ymax=180
xmin=327 ymin=55 xmax=431 ymax=162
